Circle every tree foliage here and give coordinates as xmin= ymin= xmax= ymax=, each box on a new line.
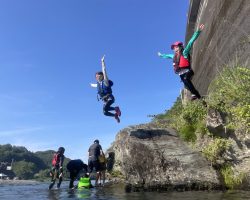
xmin=0 ymin=144 xmax=70 ymax=180
xmin=12 ymin=161 xmax=37 ymax=179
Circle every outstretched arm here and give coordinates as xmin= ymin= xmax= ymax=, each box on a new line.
xmin=183 ymin=24 xmax=204 ymax=57
xmin=158 ymin=52 xmax=174 ymax=59
xmin=101 ymin=55 xmax=109 ymax=86
xmin=90 ymin=83 xmax=97 ymax=88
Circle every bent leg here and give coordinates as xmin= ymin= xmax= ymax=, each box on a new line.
xmin=180 ymin=74 xmax=201 ymax=98
xmin=49 ymin=180 xmax=55 ymax=190
xmin=57 ymin=176 xmax=62 ymax=188
xmin=49 ymin=169 xmax=57 ymax=189
xmin=103 ymin=99 xmax=115 ymax=117
xmin=69 ymin=171 xmax=76 ymax=188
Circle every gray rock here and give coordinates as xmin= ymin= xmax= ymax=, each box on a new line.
xmin=107 ymin=124 xmax=221 ymax=191
xmin=206 ymin=108 xmax=226 ymax=137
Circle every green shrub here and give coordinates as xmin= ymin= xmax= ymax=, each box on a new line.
xmin=208 ymin=66 xmax=250 ymax=133
xmin=221 ymin=164 xmax=246 ymax=189
xmin=195 ymin=121 xmax=209 ymax=136
xmin=110 ymin=170 xmax=124 ymax=178
xmin=179 ymin=123 xmax=196 ymax=142
xmin=175 ymin=100 xmax=206 ymax=142
xmin=154 ymin=97 xmax=206 ymax=142
xmin=182 ymin=101 xmax=207 ymax=125
xmin=153 ymin=97 xmax=184 ymax=130
xmin=202 ymin=138 xmax=231 ymax=164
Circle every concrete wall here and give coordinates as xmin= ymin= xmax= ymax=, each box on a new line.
xmin=185 ymin=0 xmax=250 ymax=96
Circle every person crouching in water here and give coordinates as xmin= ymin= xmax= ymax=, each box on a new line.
xmin=49 ymin=147 xmax=65 ymax=190
xmin=90 ymin=55 xmax=121 ymax=123
xmin=66 ymin=159 xmax=88 ymax=189
xmin=78 ymin=173 xmax=93 ymax=189
xmin=158 ymin=24 xmax=205 ymax=100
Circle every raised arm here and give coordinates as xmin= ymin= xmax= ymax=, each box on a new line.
xmin=183 ymin=24 xmax=204 ymax=57
xmin=101 ymin=55 xmax=109 ymax=86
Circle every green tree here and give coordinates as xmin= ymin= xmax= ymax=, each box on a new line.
xmin=12 ymin=161 xmax=37 ymax=179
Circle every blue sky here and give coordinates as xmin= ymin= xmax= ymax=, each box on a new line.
xmin=0 ymin=0 xmax=189 ymax=162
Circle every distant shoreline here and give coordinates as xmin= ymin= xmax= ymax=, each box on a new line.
xmin=0 ymin=179 xmax=41 ymax=185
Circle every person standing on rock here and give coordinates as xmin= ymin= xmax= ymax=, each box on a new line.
xmin=88 ymin=139 xmax=103 ymax=186
xmin=49 ymin=147 xmax=65 ymax=190
xmin=158 ymin=24 xmax=205 ymax=100
xmin=90 ymin=55 xmax=121 ymax=123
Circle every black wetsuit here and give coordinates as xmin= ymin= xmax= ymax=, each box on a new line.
xmin=88 ymin=143 xmax=102 ymax=173
xmin=67 ymin=159 xmax=88 ymax=188
xmin=49 ymin=152 xmax=64 ymax=189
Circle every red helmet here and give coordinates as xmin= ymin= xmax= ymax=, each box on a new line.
xmin=171 ymin=41 xmax=183 ymax=49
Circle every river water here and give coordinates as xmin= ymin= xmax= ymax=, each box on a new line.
xmin=1 ymin=181 xmax=250 ymax=200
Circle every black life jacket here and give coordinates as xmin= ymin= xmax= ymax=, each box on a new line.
xmin=97 ymin=80 xmax=113 ymax=98
xmin=173 ymin=50 xmax=191 ymax=73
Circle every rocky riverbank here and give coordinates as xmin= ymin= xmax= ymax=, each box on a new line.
xmin=0 ymin=179 xmax=40 ymax=185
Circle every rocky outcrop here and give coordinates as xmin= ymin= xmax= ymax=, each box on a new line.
xmin=107 ymin=124 xmax=222 ymax=191
xmin=206 ymin=109 xmax=227 ymax=138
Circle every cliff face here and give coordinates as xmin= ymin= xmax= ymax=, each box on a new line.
xmin=106 ymin=0 xmax=250 ymax=191
xmin=107 ymin=124 xmax=221 ymax=190
xmin=186 ymin=0 xmax=250 ymax=96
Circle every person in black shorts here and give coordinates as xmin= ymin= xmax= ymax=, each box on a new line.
xmin=88 ymin=139 xmax=103 ymax=186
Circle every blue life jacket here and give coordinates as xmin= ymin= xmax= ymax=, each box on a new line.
xmin=97 ymin=80 xmax=113 ymax=98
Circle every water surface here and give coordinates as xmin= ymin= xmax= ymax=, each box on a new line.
xmin=0 ymin=181 xmax=250 ymax=200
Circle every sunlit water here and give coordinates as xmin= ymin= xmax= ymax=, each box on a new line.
xmin=1 ymin=181 xmax=250 ymax=200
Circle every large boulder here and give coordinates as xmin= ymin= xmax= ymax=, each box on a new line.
xmin=107 ymin=124 xmax=221 ymax=191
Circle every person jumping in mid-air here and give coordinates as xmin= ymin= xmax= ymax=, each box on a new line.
xmin=90 ymin=55 xmax=121 ymax=123
xmin=158 ymin=24 xmax=205 ymax=100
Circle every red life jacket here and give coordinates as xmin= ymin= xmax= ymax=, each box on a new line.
xmin=179 ymin=55 xmax=190 ymax=67
xmin=52 ymin=153 xmax=60 ymax=167
xmin=173 ymin=51 xmax=190 ymax=73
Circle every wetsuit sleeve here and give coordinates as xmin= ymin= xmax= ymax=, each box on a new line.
xmin=159 ymin=54 xmax=174 ymax=59
xmin=183 ymin=30 xmax=201 ymax=58
xmin=101 ymin=58 xmax=109 ymax=87
xmin=59 ymin=155 xmax=64 ymax=168
xmin=90 ymin=83 xmax=97 ymax=88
